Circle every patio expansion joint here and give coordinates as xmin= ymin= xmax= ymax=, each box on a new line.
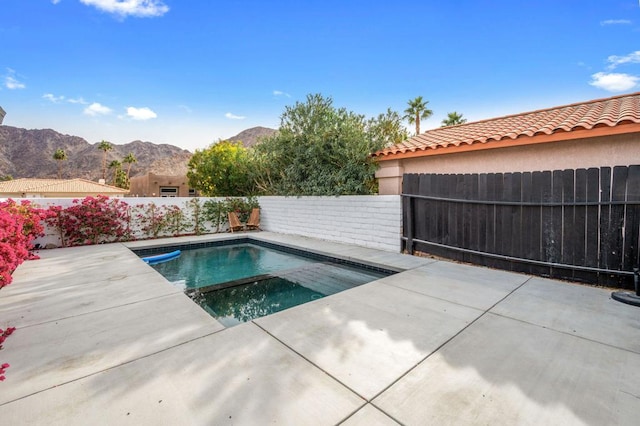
xmin=367 ymin=275 xmax=535 ymax=406
xmin=10 ymin=290 xmax=184 ymax=330
xmin=486 ymin=310 xmax=640 ymax=356
xmin=0 ymin=324 xmax=227 ymax=408
xmin=250 ymin=321 xmax=370 ymax=403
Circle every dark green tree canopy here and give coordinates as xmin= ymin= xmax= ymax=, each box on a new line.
xmin=252 ymin=94 xmax=394 ymax=196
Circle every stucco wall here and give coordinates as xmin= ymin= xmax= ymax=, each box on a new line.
xmin=24 ymin=195 xmax=402 ymax=252
xmin=128 ymin=173 xmax=192 ymax=197
xmin=376 ymin=133 xmax=640 ymax=194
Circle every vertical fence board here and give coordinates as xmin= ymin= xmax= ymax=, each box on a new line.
xmin=511 ymin=172 xmax=525 ymax=273
xmin=548 ymin=170 xmax=564 ymax=278
xmin=454 ymin=174 xmax=465 ymax=261
xmin=598 ymin=168 xmax=613 ymax=285
xmin=562 ymin=169 xmax=576 ymax=280
xmin=624 ymin=165 xmax=640 ymax=287
xmin=584 ymin=168 xmax=600 ymax=270
xmin=573 ymin=168 xmax=592 ymax=283
xmin=485 ymin=173 xmax=497 ymax=267
xmin=416 ymin=174 xmax=430 ymax=245
xmin=540 ymin=171 xmax=553 ymax=277
xmin=529 ymin=171 xmax=546 ymax=276
xmin=606 ymin=167 xmax=628 ymax=286
xmin=521 ymin=172 xmax=535 ymax=274
xmin=468 ymin=173 xmax=483 ymax=265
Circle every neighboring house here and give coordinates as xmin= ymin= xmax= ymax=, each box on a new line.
xmin=0 ymin=178 xmax=129 ymax=198
xmin=128 ymin=173 xmax=197 ymax=197
xmin=373 ymin=92 xmax=640 ymax=194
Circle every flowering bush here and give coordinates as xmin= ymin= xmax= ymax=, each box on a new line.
xmin=0 ymin=327 xmax=16 ymax=382
xmin=45 ymin=195 xmax=130 ymax=247
xmin=0 ymin=200 xmax=51 ymax=288
xmin=135 ymin=202 xmax=168 ymax=239
xmin=39 ymin=196 xmax=260 ymax=246
xmin=164 ymin=204 xmax=190 ymax=236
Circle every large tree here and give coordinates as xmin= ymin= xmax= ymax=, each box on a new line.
xmin=53 ymin=148 xmax=67 ymax=179
xmin=251 ymin=94 xmax=390 ymax=195
xmin=441 ymin=111 xmax=467 ymax=127
xmin=404 ymin=96 xmax=433 ymax=135
xmin=187 ymin=140 xmax=253 ymax=196
xmin=97 ymin=140 xmax=113 ymax=181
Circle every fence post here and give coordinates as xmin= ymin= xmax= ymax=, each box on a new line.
xmin=406 ymin=195 xmax=414 ymax=254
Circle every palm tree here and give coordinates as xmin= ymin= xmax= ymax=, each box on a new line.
xmin=404 ymin=96 xmax=433 ymax=136
xmin=53 ymin=148 xmax=68 ymax=179
xmin=122 ymin=152 xmax=137 ymax=180
xmin=441 ymin=112 xmax=467 ymax=127
xmin=97 ymin=140 xmax=113 ymax=181
xmin=108 ymin=160 xmax=122 ymax=185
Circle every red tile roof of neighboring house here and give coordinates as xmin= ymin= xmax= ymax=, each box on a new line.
xmin=373 ymin=92 xmax=640 ymax=160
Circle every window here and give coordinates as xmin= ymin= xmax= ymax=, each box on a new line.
xmin=159 ymin=186 xmax=179 ymax=197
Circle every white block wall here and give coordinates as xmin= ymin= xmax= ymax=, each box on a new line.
xmin=257 ymin=195 xmax=402 ymax=252
xmin=17 ymin=195 xmax=402 ymax=252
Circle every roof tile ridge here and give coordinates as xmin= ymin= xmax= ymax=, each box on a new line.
xmin=425 ymin=91 xmax=640 ymax=131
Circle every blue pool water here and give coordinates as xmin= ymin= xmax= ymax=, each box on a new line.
xmin=148 ymin=243 xmax=390 ymax=326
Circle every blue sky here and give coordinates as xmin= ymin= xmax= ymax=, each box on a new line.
xmin=1 ymin=0 xmax=640 ymax=152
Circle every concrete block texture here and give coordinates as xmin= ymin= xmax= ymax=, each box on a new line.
xmin=258 ymin=195 xmax=401 ymax=252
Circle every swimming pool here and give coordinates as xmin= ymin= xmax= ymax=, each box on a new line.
xmin=141 ymin=241 xmax=393 ymax=327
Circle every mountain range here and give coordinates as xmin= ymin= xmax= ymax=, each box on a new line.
xmin=0 ymin=125 xmax=276 ymax=181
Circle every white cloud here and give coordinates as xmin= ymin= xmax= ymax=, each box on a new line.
xmin=43 ymin=93 xmax=65 ymax=103
xmin=51 ymin=0 xmax=62 ymax=4
xmin=84 ymin=102 xmax=113 ymax=116
xmin=126 ymin=106 xmax=157 ymax=120
xmin=225 ymin=112 xmax=246 ymax=120
xmin=273 ymin=90 xmax=291 ymax=98
xmin=4 ymin=69 xmax=25 ymax=89
xmin=589 ymin=72 xmax=639 ymax=92
xmin=79 ymin=0 xmax=169 ymax=18
xmin=600 ymin=19 xmax=632 ymax=26
xmin=606 ymin=50 xmax=640 ymax=70
xmin=68 ymin=97 xmax=88 ymax=105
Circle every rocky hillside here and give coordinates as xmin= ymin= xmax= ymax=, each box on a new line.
xmin=0 ymin=125 xmax=278 ymax=180
xmin=227 ymin=126 xmax=276 ymax=148
xmin=0 ymin=126 xmax=192 ymax=180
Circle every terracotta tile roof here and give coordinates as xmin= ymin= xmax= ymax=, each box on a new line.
xmin=373 ymin=92 xmax=640 ymax=158
xmin=0 ymin=178 xmax=129 ymax=195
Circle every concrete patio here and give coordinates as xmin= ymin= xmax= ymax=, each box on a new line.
xmin=0 ymin=232 xmax=639 ymax=425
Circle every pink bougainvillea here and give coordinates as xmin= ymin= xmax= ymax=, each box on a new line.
xmin=0 ymin=327 xmax=16 ymax=382
xmin=45 ymin=195 xmax=130 ymax=247
xmin=0 ymin=199 xmax=51 ymax=288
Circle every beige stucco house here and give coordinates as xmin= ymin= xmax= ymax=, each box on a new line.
xmin=373 ymin=92 xmax=640 ymax=194
xmin=0 ymin=178 xmax=129 ymax=198
xmin=128 ymin=173 xmax=197 ymax=197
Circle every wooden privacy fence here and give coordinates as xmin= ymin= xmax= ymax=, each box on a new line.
xmin=402 ymin=165 xmax=640 ymax=289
